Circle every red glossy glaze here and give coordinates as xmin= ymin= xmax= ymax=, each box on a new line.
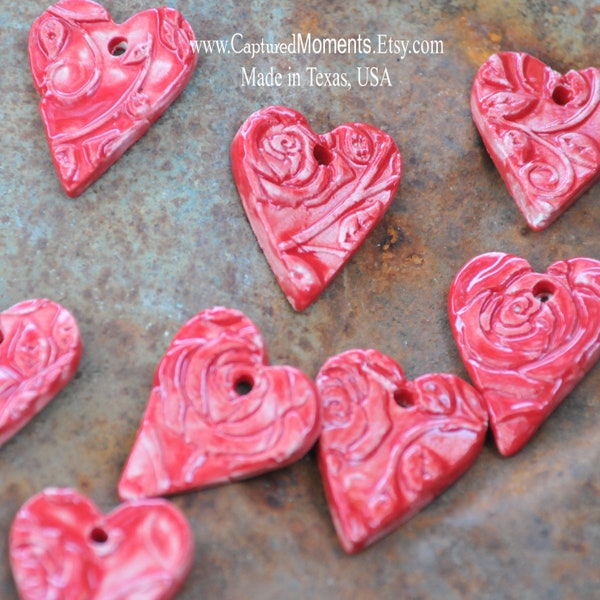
xmin=0 ymin=299 xmax=82 ymax=449
xmin=28 ymin=0 xmax=198 ymax=197
xmin=316 ymin=349 xmax=487 ymax=554
xmin=10 ymin=488 xmax=194 ymax=600
xmin=472 ymin=52 xmax=600 ymax=231
xmin=118 ymin=306 xmax=321 ymax=500
xmin=231 ymin=106 xmax=402 ymax=311
xmin=449 ymin=252 xmax=600 ymax=456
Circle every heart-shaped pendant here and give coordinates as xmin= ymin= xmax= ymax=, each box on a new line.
xmin=316 ymin=349 xmax=487 ymax=554
xmin=471 ymin=52 xmax=600 ymax=230
xmin=118 ymin=306 xmax=321 ymax=500
xmin=231 ymin=106 xmax=402 ymax=311
xmin=0 ymin=299 xmax=82 ymax=449
xmin=10 ymin=488 xmax=194 ymax=600
xmin=449 ymin=252 xmax=600 ymax=456
xmin=28 ymin=0 xmax=198 ymax=197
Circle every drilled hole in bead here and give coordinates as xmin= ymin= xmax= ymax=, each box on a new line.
xmin=313 ymin=143 xmax=334 ymax=166
xmin=533 ymin=280 xmax=555 ymax=303
xmin=108 ymin=37 xmax=128 ymax=56
xmin=552 ymin=84 xmax=572 ymax=106
xmin=89 ymin=526 xmax=109 ymax=544
xmin=0 ymin=330 xmax=3 ymax=344
xmin=234 ymin=375 xmax=254 ymax=396
xmin=394 ymin=388 xmax=415 ymax=408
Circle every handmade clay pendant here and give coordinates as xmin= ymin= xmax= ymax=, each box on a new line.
xmin=0 ymin=298 xmax=82 ymax=448
xmin=28 ymin=0 xmax=198 ymax=197
xmin=118 ymin=306 xmax=321 ymax=499
xmin=10 ymin=488 xmax=194 ymax=599
xmin=449 ymin=252 xmax=600 ymax=456
xmin=316 ymin=348 xmax=487 ymax=553
xmin=231 ymin=105 xmax=402 ymax=311
xmin=472 ymin=52 xmax=600 ymax=230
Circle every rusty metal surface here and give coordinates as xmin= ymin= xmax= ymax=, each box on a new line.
xmin=2 ymin=1 xmax=600 ymax=598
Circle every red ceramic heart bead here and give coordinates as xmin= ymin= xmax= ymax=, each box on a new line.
xmin=449 ymin=252 xmax=600 ymax=456
xmin=28 ymin=0 xmax=198 ymax=197
xmin=316 ymin=349 xmax=487 ymax=554
xmin=10 ymin=488 xmax=194 ymax=600
xmin=231 ymin=105 xmax=402 ymax=311
xmin=0 ymin=299 xmax=82 ymax=449
xmin=471 ymin=51 xmax=600 ymax=230
xmin=118 ymin=306 xmax=321 ymax=500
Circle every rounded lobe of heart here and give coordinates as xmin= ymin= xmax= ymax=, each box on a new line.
xmin=9 ymin=487 xmax=194 ymax=600
xmin=449 ymin=252 xmax=600 ymax=456
xmin=28 ymin=0 xmax=198 ymax=197
xmin=231 ymin=105 xmax=402 ymax=311
xmin=118 ymin=306 xmax=321 ymax=500
xmin=316 ymin=348 xmax=487 ymax=554
xmin=471 ymin=51 xmax=600 ymax=230
xmin=0 ymin=298 xmax=82 ymax=448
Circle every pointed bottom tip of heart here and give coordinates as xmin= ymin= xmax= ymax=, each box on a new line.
xmin=330 ymin=508 xmax=417 ymax=555
xmin=117 ymin=468 xmax=170 ymax=502
xmin=117 ymin=448 xmax=171 ymax=501
xmin=117 ymin=482 xmax=146 ymax=502
xmin=493 ymin=415 xmax=542 ymax=457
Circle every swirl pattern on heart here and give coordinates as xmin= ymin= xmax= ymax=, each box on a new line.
xmin=28 ymin=0 xmax=198 ymax=197
xmin=0 ymin=298 xmax=82 ymax=448
xmin=471 ymin=51 xmax=600 ymax=230
xmin=118 ymin=306 xmax=321 ymax=500
xmin=10 ymin=488 xmax=194 ymax=600
xmin=231 ymin=105 xmax=402 ymax=311
xmin=316 ymin=349 xmax=487 ymax=553
xmin=449 ymin=252 xmax=600 ymax=456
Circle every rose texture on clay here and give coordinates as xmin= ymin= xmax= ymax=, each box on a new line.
xmin=28 ymin=0 xmax=198 ymax=197
xmin=118 ymin=306 xmax=321 ymax=500
xmin=471 ymin=51 xmax=600 ymax=230
xmin=0 ymin=298 xmax=82 ymax=449
xmin=231 ymin=105 xmax=402 ymax=311
xmin=316 ymin=348 xmax=487 ymax=554
xmin=449 ymin=252 xmax=600 ymax=456
xmin=10 ymin=488 xmax=194 ymax=600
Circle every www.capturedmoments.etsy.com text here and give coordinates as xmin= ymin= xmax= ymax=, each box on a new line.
xmin=190 ymin=32 xmax=444 ymax=61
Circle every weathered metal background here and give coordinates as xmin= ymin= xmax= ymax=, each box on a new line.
xmin=2 ymin=1 xmax=600 ymax=598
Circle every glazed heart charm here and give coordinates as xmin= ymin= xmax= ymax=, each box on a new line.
xmin=0 ymin=299 xmax=82 ymax=449
xmin=118 ymin=306 xmax=321 ymax=499
xmin=231 ymin=105 xmax=402 ymax=311
xmin=29 ymin=0 xmax=198 ymax=197
xmin=10 ymin=488 xmax=194 ymax=600
xmin=316 ymin=349 xmax=487 ymax=554
xmin=472 ymin=52 xmax=600 ymax=230
xmin=449 ymin=252 xmax=600 ymax=456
